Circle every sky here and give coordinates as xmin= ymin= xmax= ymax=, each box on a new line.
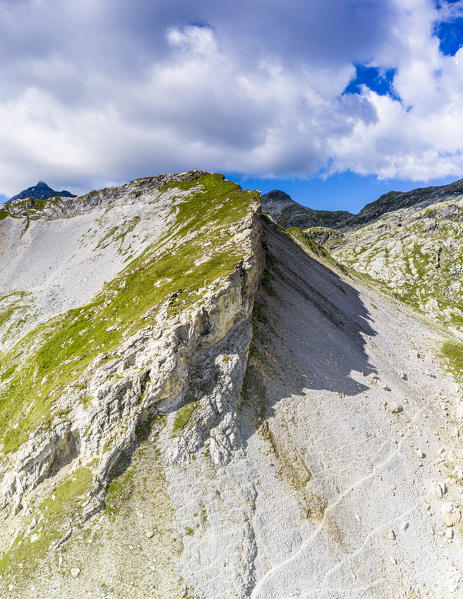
xmin=1 ymin=0 xmax=463 ymax=211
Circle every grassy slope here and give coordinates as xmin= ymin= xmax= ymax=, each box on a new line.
xmin=0 ymin=174 xmax=258 ymax=453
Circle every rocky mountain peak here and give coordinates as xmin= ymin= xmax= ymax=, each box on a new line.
xmin=262 ymin=176 xmax=463 ymax=232
xmin=6 ymin=181 xmax=76 ymax=204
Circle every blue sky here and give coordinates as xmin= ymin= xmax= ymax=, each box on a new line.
xmin=1 ymin=0 xmax=463 ymax=212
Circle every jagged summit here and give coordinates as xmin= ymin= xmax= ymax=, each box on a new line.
xmin=353 ymin=176 xmax=463 ymax=226
xmin=263 ymin=176 xmax=463 ymax=230
xmin=6 ymin=180 xmax=76 ymax=204
xmin=261 ymin=189 xmax=354 ymax=229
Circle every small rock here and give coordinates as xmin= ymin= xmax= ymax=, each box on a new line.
xmin=416 ymin=449 xmax=425 ymax=459
xmin=388 ymin=529 xmax=396 ymax=540
xmin=389 ymin=402 xmax=403 ymax=414
xmin=399 ymin=372 xmax=408 ymax=381
xmin=446 ymin=528 xmax=454 ymax=539
xmin=146 ymin=530 xmax=155 ymax=539
xmin=70 ymin=567 xmax=80 ymax=578
xmin=441 ymin=503 xmax=462 ymax=527
xmin=58 ymin=556 xmax=63 ymax=566
xmin=402 ymin=522 xmax=409 ymax=531
xmin=432 ymin=482 xmax=447 ymax=499
xmin=383 ymin=385 xmax=391 ymax=392
xmin=389 ymin=556 xmax=397 ymax=565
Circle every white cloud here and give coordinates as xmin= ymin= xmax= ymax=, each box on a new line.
xmin=0 ymin=0 xmax=462 ymax=194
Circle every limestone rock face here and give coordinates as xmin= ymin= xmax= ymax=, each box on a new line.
xmin=326 ymin=195 xmax=463 ymax=336
xmin=1 ymin=173 xmax=463 ymax=599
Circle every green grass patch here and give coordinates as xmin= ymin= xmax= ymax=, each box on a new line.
xmin=442 ymin=341 xmax=463 ymax=379
xmin=79 ymin=395 xmax=92 ymax=408
xmin=172 ymin=401 xmax=198 ymax=433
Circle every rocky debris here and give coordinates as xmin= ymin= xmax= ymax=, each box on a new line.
xmin=432 ymin=482 xmax=448 ymax=499
xmin=441 ymin=503 xmax=462 ymax=527
xmin=389 ymin=401 xmax=403 ymax=413
xmin=368 ymin=373 xmax=380 ymax=385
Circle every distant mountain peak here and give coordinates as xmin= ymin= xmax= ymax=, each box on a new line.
xmin=6 ymin=181 xmax=76 ymax=204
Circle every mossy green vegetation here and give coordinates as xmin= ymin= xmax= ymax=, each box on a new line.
xmin=79 ymin=395 xmax=93 ymax=408
xmin=172 ymin=401 xmax=198 ymax=433
xmin=0 ymin=467 xmax=92 ymax=579
xmin=0 ymin=174 xmax=257 ymax=454
xmin=442 ymin=341 xmax=463 ymax=379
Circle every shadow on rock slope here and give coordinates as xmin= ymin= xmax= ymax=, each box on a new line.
xmin=242 ymin=216 xmax=377 ymax=429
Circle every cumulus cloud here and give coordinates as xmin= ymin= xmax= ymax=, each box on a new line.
xmin=0 ymin=0 xmax=462 ymax=194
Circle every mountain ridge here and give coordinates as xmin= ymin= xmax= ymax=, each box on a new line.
xmin=262 ymin=176 xmax=463 ymax=230
xmin=0 ymin=172 xmax=462 ymax=598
